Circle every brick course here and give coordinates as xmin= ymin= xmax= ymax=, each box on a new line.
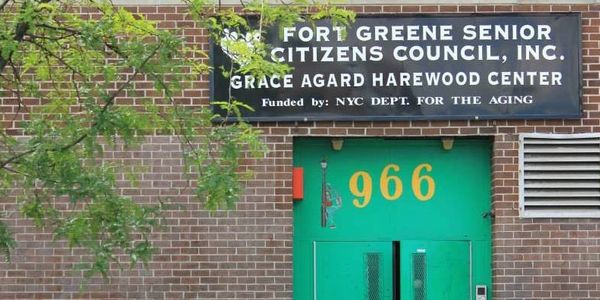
xmin=1 ymin=3 xmax=600 ymax=299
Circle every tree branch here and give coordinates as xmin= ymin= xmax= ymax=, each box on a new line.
xmin=36 ymin=23 xmax=80 ymax=35
xmin=25 ymin=39 xmax=82 ymax=77
xmin=0 ymin=0 xmax=10 ymax=12
xmin=1 ymin=0 xmax=164 ymax=173
xmin=56 ymin=44 xmax=161 ymax=152
xmin=0 ymin=22 xmax=29 ymax=74
xmin=0 ymin=0 xmax=35 ymax=74
xmin=27 ymin=32 xmax=78 ymax=42
xmin=0 ymin=149 xmax=35 ymax=170
xmin=0 ymin=0 xmax=58 ymax=74
xmin=7 ymin=58 xmax=29 ymax=124
xmin=0 ymin=44 xmax=163 ymax=172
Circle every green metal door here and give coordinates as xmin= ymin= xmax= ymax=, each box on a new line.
xmin=315 ymin=242 xmax=392 ymax=300
xmin=401 ymin=241 xmax=470 ymax=300
xmin=293 ymin=138 xmax=492 ymax=300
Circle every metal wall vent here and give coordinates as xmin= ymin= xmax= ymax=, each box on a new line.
xmin=519 ymin=133 xmax=600 ymax=218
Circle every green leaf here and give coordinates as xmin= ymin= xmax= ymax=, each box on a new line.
xmin=0 ymin=218 xmax=16 ymax=262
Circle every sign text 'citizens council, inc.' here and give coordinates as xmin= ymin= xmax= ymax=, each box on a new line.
xmin=211 ymin=14 xmax=581 ymax=121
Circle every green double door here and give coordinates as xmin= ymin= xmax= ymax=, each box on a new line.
xmin=293 ymin=138 xmax=492 ymax=300
xmin=315 ymin=241 xmax=470 ymax=300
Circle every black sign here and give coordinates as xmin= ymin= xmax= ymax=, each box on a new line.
xmin=211 ymin=14 xmax=581 ymax=121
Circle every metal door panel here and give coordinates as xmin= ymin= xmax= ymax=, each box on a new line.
xmin=315 ymin=241 xmax=392 ymax=300
xmin=401 ymin=241 xmax=471 ymax=300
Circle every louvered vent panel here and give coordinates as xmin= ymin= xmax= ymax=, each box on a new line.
xmin=520 ymin=134 xmax=600 ymax=218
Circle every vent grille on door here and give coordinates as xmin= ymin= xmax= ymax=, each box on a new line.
xmin=365 ymin=252 xmax=381 ymax=300
xmin=413 ymin=252 xmax=426 ymax=300
xmin=519 ymin=133 xmax=600 ymax=218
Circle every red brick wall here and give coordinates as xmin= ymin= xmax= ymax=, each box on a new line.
xmin=1 ymin=3 xmax=599 ymax=299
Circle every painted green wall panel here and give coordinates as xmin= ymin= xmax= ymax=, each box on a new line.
xmin=293 ymin=138 xmax=491 ymax=241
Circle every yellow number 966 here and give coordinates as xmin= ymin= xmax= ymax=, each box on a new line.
xmin=349 ymin=163 xmax=435 ymax=208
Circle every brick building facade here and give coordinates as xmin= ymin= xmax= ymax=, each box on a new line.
xmin=1 ymin=1 xmax=600 ymax=299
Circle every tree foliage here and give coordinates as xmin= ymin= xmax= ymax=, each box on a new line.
xmin=0 ymin=0 xmax=354 ymax=280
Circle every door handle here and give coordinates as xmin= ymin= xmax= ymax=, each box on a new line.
xmin=482 ymin=210 xmax=495 ymax=219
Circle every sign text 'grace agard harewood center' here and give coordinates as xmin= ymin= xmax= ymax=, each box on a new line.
xmin=2 ymin=2 xmax=600 ymax=300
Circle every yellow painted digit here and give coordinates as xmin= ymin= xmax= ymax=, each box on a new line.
xmin=380 ymin=164 xmax=403 ymax=201
xmin=349 ymin=171 xmax=372 ymax=208
xmin=412 ymin=163 xmax=435 ymax=201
